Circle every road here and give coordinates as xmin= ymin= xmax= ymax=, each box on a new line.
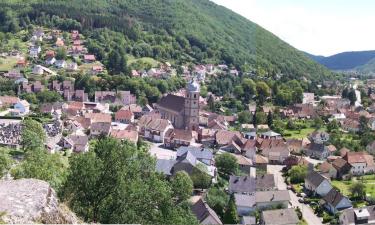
xmin=268 ymin=165 xmax=323 ymax=225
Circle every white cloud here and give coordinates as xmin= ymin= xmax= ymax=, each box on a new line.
xmin=211 ymin=0 xmax=375 ymax=56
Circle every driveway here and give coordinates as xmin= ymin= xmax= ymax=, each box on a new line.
xmin=268 ymin=165 xmax=323 ymax=225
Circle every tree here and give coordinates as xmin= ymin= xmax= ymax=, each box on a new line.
xmin=62 ymin=137 xmax=198 ymax=224
xmin=207 ymin=94 xmax=216 ymax=112
xmin=288 ymin=165 xmax=307 ymax=184
xmin=223 ymin=194 xmax=238 ymax=224
xmin=349 ymin=182 xmax=366 ymax=200
xmin=241 ymin=78 xmax=256 ymax=102
xmin=342 ymin=88 xmax=349 ymax=99
xmin=190 ymin=164 xmax=212 ymax=189
xmin=21 ymin=119 xmax=46 ymax=152
xmin=359 ymin=115 xmax=369 ymax=134
xmin=56 ymin=47 xmax=67 ymax=60
xmin=215 ymin=153 xmax=239 ymax=179
xmin=348 ymin=89 xmax=357 ymax=106
xmin=238 ymin=111 xmax=252 ymax=124
xmin=12 ymin=148 xmax=67 ymax=190
xmin=171 ymin=171 xmax=193 ymax=203
xmin=0 ymin=148 xmax=12 ymax=176
xmin=267 ymin=111 xmax=273 ymax=127
xmin=205 ymin=187 xmax=229 ymax=219
xmin=313 ymin=117 xmax=324 ymax=129
xmin=256 ymin=81 xmax=271 ymax=105
xmin=327 ymin=120 xmax=339 ymax=133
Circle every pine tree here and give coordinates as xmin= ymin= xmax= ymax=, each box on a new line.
xmin=223 ymin=194 xmax=239 ymax=224
xmin=267 ymin=111 xmax=273 ymax=127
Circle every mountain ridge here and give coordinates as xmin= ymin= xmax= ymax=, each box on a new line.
xmin=0 ymin=0 xmax=332 ymax=80
xmin=306 ymin=50 xmax=375 ymax=72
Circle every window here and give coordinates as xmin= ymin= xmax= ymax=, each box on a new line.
xmin=194 ymin=101 xmax=196 ymax=105
xmin=194 ymin=94 xmax=196 ymax=98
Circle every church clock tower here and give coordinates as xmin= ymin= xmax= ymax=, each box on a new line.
xmin=185 ymin=79 xmax=200 ymax=131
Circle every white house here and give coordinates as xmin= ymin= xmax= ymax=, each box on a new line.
xmin=344 ymin=152 xmax=375 ymax=175
xmin=55 ymin=60 xmax=67 ymax=69
xmin=32 ymin=65 xmax=44 ymax=75
xmin=304 ymin=171 xmax=333 ymax=197
xmin=45 ymin=57 xmax=56 ymax=65
xmin=14 ymin=100 xmax=30 ymax=115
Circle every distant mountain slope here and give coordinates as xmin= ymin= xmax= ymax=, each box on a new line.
xmin=356 ymin=58 xmax=375 ymax=74
xmin=306 ymin=50 xmax=375 ymax=71
xmin=0 ymin=0 xmax=332 ymax=80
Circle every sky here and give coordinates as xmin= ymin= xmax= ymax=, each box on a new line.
xmin=211 ymin=0 xmax=375 ymax=56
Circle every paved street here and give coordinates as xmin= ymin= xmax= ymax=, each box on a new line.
xmin=149 ymin=142 xmax=176 ymax=160
xmin=268 ymin=165 xmax=323 ymax=225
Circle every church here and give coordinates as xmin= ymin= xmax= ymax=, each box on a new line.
xmin=155 ymin=79 xmax=200 ymax=131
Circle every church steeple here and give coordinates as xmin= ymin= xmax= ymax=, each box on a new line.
xmin=184 ymin=79 xmax=200 ymax=131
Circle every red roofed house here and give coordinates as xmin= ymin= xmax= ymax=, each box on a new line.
xmin=84 ymin=54 xmax=96 ymax=63
xmin=164 ymin=128 xmax=194 ymax=149
xmin=115 ymin=109 xmax=134 ymax=124
xmin=344 ymin=151 xmax=375 ymax=175
xmin=111 ymin=129 xmax=138 ymax=143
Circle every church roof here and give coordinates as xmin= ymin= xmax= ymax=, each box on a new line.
xmin=187 ymin=79 xmax=200 ymax=92
xmin=157 ymin=94 xmax=185 ymax=113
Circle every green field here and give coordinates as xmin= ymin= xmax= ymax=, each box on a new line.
xmin=127 ymin=56 xmax=160 ymax=67
xmin=332 ymin=177 xmax=375 ymax=198
xmin=0 ymin=56 xmax=18 ymax=71
xmin=284 ymin=127 xmax=317 ymax=139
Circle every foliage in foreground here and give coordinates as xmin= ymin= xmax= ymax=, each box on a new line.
xmin=61 ymin=137 xmax=198 ymax=224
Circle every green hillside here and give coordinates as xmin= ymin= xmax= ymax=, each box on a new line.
xmin=356 ymin=58 xmax=375 ymax=74
xmin=0 ymin=0 xmax=332 ymax=80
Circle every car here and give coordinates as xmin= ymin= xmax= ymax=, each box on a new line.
xmin=297 ymin=192 xmax=302 ymax=197
xmin=287 ymin=185 xmax=292 ymax=190
xmin=298 ymin=198 xmax=305 ymax=203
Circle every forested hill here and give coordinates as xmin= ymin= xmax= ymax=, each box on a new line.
xmin=306 ymin=50 xmax=375 ymax=71
xmin=0 ymin=0 xmax=332 ymax=80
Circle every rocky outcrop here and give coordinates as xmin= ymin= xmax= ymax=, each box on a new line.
xmin=0 ymin=178 xmax=79 ymax=224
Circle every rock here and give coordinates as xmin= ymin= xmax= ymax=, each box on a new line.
xmin=0 ymin=178 xmax=79 ymax=224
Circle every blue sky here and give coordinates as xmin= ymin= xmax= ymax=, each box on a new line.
xmin=211 ymin=0 xmax=375 ymax=56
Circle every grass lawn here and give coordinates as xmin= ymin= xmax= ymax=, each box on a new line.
xmin=284 ymin=127 xmax=316 ymax=139
xmin=332 ymin=178 xmax=375 ymax=198
xmin=0 ymin=56 xmax=18 ymax=71
xmin=127 ymin=56 xmax=160 ymax=67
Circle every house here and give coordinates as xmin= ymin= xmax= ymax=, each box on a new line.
xmin=344 ymin=151 xmax=375 ymax=175
xmin=304 ymin=171 xmax=333 ymax=197
xmin=332 ymin=158 xmax=352 ymax=179
xmin=110 ymin=130 xmax=138 ymax=143
xmin=92 ymin=65 xmax=104 ymax=74
xmin=303 ymin=92 xmax=315 ymax=104
xmin=84 ymin=54 xmax=96 ymax=63
xmin=32 ymin=65 xmax=44 ymax=75
xmin=304 ymin=143 xmax=330 ymax=160
xmin=231 ymin=153 xmax=254 ymax=174
xmin=95 ymin=91 xmax=136 ymax=105
xmin=229 ymin=175 xmax=256 ymax=194
xmin=171 ymin=151 xmax=216 ymax=180
xmin=45 ymin=57 xmax=56 ymax=65
xmin=241 ymin=216 xmax=256 ymax=225
xmin=340 ymin=206 xmax=375 ymax=225
xmin=115 ymin=109 xmax=134 ymax=124
xmin=261 ymin=208 xmax=299 ymax=225
xmin=155 ymin=159 xmax=176 ymax=176
xmin=176 ymin=146 xmax=214 ymax=166
xmin=164 ymin=128 xmax=194 ymax=149
xmin=323 ymin=188 xmax=352 ymax=214
xmin=142 ymin=118 xmax=173 ymax=143
xmin=256 ymin=174 xmax=276 ymax=191
xmin=255 ymin=154 xmax=269 ymax=170
xmin=14 ymin=100 xmax=30 ymax=115
xmin=191 ymin=199 xmax=222 ymax=225
xmin=259 ymin=139 xmax=289 ymax=164
xmin=259 ymin=130 xmax=282 ymax=140
xmin=286 ymin=139 xmax=308 ymax=154
xmin=55 ymin=60 xmax=67 ymax=69
xmin=234 ymin=194 xmax=255 ymax=216
xmin=29 ymin=46 xmax=41 ymax=58
xmin=319 ymin=161 xmax=337 ymax=179
xmin=369 ymin=118 xmax=375 ymax=131
xmin=309 ymin=131 xmax=330 ymax=144
xmin=255 ymin=190 xmax=291 ymax=210
xmin=199 ymin=128 xmax=216 ymax=147
xmin=67 ymin=62 xmax=78 ymax=71
xmin=63 ymin=134 xmax=89 ymax=153
xmin=341 ymin=119 xmax=360 ymax=132
xmin=90 ymin=122 xmax=111 ymax=137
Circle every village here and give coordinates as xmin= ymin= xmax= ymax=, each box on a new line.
xmin=0 ymin=26 xmax=375 ymax=225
